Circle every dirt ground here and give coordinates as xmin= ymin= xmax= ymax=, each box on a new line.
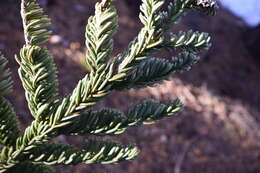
xmin=0 ymin=1 xmax=260 ymax=173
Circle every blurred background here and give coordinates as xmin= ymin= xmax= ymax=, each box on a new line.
xmin=0 ymin=0 xmax=260 ymax=172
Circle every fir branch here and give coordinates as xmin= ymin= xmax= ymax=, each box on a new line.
xmin=170 ymin=52 xmax=200 ymax=73
xmin=60 ymin=108 xmax=127 ymax=136
xmin=165 ymin=30 xmax=211 ymax=53
xmin=0 ymin=54 xmax=13 ymax=96
xmin=61 ymin=99 xmax=182 ymax=136
xmin=159 ymin=0 xmax=217 ymax=31
xmin=113 ymin=57 xmax=174 ymax=90
xmin=0 ymin=120 xmax=63 ymax=172
xmin=24 ymin=143 xmax=82 ymax=165
xmin=56 ymin=65 xmax=113 ymax=122
xmin=16 ymin=45 xmax=58 ymax=119
xmin=38 ymin=0 xmax=119 ymax=132
xmin=113 ymin=52 xmax=199 ymax=90
xmin=117 ymin=0 xmax=165 ymax=75
xmin=116 ymin=0 xmax=216 ymax=78
xmin=125 ymin=99 xmax=183 ymax=125
xmin=160 ymin=0 xmax=192 ymax=31
xmin=25 ymin=140 xmax=138 ymax=165
xmin=0 ymin=97 xmax=20 ymax=146
xmin=190 ymin=0 xmax=218 ymax=15
xmin=0 ymin=115 xmax=69 ymax=172
xmin=85 ymin=0 xmax=118 ymax=71
xmin=82 ymin=139 xmax=139 ymax=164
xmin=54 ymin=0 xmax=212 ymax=125
xmin=21 ymin=0 xmax=52 ymax=45
xmin=0 ymin=0 xmax=218 ymax=172
xmin=34 ymin=52 xmax=197 ymax=144
xmin=160 ymin=0 xmax=217 ymax=31
xmin=15 ymin=121 xmax=54 ymax=155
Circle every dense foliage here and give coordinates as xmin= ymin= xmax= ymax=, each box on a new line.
xmin=0 ymin=0 xmax=217 ymax=172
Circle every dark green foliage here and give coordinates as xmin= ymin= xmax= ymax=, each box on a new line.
xmin=0 ymin=54 xmax=20 ymax=149
xmin=166 ymin=30 xmax=211 ymax=52
xmin=113 ymin=53 xmax=199 ymax=90
xmin=0 ymin=54 xmax=13 ymax=96
xmin=23 ymin=140 xmax=138 ymax=165
xmin=0 ymin=0 xmax=217 ymax=172
xmin=21 ymin=0 xmax=52 ymax=45
xmin=61 ymin=99 xmax=182 ymax=136
xmin=7 ymin=162 xmax=54 ymax=173
xmin=85 ymin=0 xmax=118 ymax=71
xmin=0 ymin=98 xmax=20 ymax=146
xmin=17 ymin=45 xmax=58 ymax=119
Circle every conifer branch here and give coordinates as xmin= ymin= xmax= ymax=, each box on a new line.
xmin=0 ymin=0 xmax=217 ymax=172
xmin=113 ymin=52 xmax=199 ymax=90
xmin=0 ymin=54 xmax=20 ymax=147
xmin=165 ymin=30 xmax=211 ymax=53
xmin=54 ymin=0 xmax=215 ymax=126
xmin=21 ymin=0 xmax=52 ymax=46
xmin=0 ymin=98 xmax=20 ymax=146
xmin=117 ymin=0 xmax=165 ymax=75
xmin=115 ymin=0 xmax=216 ymax=82
xmin=160 ymin=0 xmax=217 ymax=32
xmin=190 ymin=0 xmax=218 ymax=15
xmin=24 ymin=143 xmax=82 ymax=165
xmin=24 ymin=140 xmax=138 ymax=165
xmin=170 ymin=52 xmax=200 ymax=73
xmin=0 ymin=54 xmax=13 ymax=96
xmin=113 ymin=57 xmax=175 ymax=90
xmin=16 ymin=45 xmax=58 ymax=119
xmin=126 ymin=99 xmax=183 ymax=125
xmin=61 ymin=99 xmax=182 ymax=136
xmin=160 ymin=0 xmax=191 ymax=31
xmin=85 ymin=0 xmax=118 ymax=71
xmin=18 ymin=0 xmax=58 ymax=120
xmin=61 ymin=108 xmax=126 ymax=136
xmin=82 ymin=139 xmax=139 ymax=164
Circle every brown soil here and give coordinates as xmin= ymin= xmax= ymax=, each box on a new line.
xmin=0 ymin=1 xmax=260 ymax=173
